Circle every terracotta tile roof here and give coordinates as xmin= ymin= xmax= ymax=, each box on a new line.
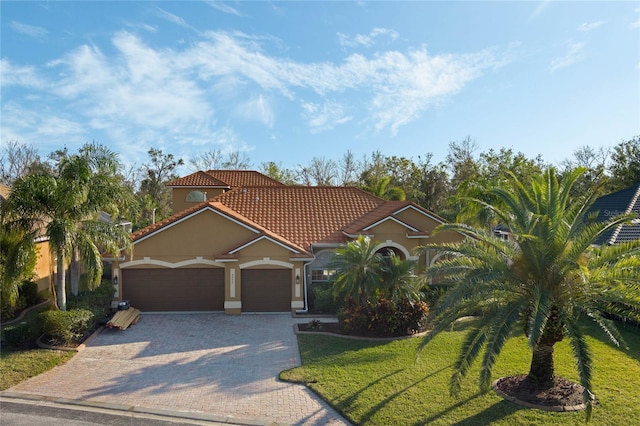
xmin=165 ymin=171 xmax=228 ymax=187
xmin=165 ymin=170 xmax=285 ymax=188
xmin=211 ymin=186 xmax=386 ymax=249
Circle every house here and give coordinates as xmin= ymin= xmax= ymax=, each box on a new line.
xmin=114 ymin=170 xmax=463 ymax=314
xmin=588 ymin=183 xmax=640 ymax=245
xmin=0 ymin=183 xmax=55 ymax=294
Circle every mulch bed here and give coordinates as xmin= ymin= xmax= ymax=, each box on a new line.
xmin=494 ymin=375 xmax=591 ymax=411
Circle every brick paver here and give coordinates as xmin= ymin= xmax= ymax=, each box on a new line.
xmin=10 ymin=313 xmax=348 ymax=425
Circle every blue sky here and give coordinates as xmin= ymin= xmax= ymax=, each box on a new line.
xmin=1 ymin=1 xmax=639 ymax=172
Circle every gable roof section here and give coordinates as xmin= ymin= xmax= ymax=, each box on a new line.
xmin=130 ymin=200 xmax=311 ymax=256
xmin=165 ymin=170 xmax=285 ymax=188
xmin=342 ymin=201 xmax=446 ymax=237
xmin=212 ymin=186 xmax=386 ymax=249
xmin=165 ymin=171 xmax=228 ymax=187
xmin=589 ymin=183 xmax=640 ymax=245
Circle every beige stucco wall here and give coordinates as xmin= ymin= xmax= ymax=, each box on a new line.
xmin=171 ymin=187 xmax=226 ymax=214
xmin=133 ymin=208 xmax=257 ymax=263
xmin=34 ymin=240 xmax=54 ymax=294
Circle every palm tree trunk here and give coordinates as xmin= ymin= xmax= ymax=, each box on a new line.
xmin=70 ymin=246 xmax=80 ymax=296
xmin=528 ymin=343 xmax=555 ymax=387
xmin=56 ymin=251 xmax=67 ymax=311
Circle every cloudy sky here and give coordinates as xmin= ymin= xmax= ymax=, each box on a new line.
xmin=1 ymin=1 xmax=638 ymax=171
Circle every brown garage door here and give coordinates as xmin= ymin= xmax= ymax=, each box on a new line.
xmin=122 ymin=268 xmax=224 ymax=311
xmin=241 ymin=269 xmax=291 ymax=312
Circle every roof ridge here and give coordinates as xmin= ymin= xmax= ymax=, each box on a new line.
xmin=608 ymin=183 xmax=640 ymax=245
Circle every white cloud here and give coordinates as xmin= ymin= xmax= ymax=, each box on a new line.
xmin=10 ymin=21 xmax=48 ymax=37
xmin=1 ymin=29 xmax=505 ymax=161
xmin=301 ymin=100 xmax=352 ymax=133
xmin=531 ymin=0 xmax=553 ymax=19
xmin=0 ymin=59 xmax=46 ymax=88
xmin=155 ymin=8 xmax=189 ymax=28
xmin=205 ymin=1 xmax=242 ymax=16
xmin=234 ymin=94 xmax=274 ymax=127
xmin=337 ymin=28 xmax=399 ymax=48
xmin=630 ymin=20 xmax=640 ymax=30
xmin=549 ymin=42 xmax=585 ymax=72
xmin=577 ymin=21 xmax=605 ymax=32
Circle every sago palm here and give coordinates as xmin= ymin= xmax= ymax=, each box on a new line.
xmin=417 ymin=168 xmax=640 ymax=421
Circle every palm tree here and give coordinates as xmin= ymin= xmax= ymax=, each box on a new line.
xmin=330 ymin=235 xmax=384 ymax=305
xmin=6 ymin=153 xmax=131 ymax=310
xmin=363 ymin=176 xmax=406 ymax=201
xmin=0 ymin=213 xmax=37 ymax=309
xmin=379 ymin=252 xmax=419 ymax=302
xmin=417 ymin=168 xmax=640 ymax=421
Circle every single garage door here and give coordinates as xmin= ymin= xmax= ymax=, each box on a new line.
xmin=241 ymin=269 xmax=291 ymax=312
xmin=122 ymin=268 xmax=225 ymax=311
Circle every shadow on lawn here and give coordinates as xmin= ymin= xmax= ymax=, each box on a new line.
xmin=414 ymin=395 xmax=521 ymax=426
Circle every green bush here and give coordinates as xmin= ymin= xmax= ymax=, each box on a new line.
xmin=422 ymin=284 xmax=449 ymax=307
xmin=2 ymin=322 xmax=34 ymax=347
xmin=309 ymin=283 xmax=341 ymax=314
xmin=38 ymin=309 xmax=95 ymax=346
xmin=67 ymin=280 xmax=115 ymax=324
xmin=0 ymin=296 xmax=27 ymax=322
xmin=338 ymin=297 xmax=429 ymax=337
xmin=19 ymin=280 xmax=39 ymax=306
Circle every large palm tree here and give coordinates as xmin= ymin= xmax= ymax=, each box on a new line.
xmin=6 ymin=153 xmax=131 ymax=310
xmin=417 ymin=168 xmax=640 ymax=421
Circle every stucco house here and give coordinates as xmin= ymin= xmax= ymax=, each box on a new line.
xmin=114 ymin=170 xmax=463 ymax=314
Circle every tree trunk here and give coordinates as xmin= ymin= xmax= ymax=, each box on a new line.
xmin=528 ymin=344 xmax=555 ymax=387
xmin=56 ymin=251 xmax=67 ymax=311
xmin=70 ymin=246 xmax=80 ymax=296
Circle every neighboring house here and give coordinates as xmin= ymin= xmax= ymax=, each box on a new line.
xmin=0 ymin=183 xmax=55 ymax=294
xmin=114 ymin=170 xmax=463 ymax=314
xmin=588 ymin=183 xmax=640 ymax=245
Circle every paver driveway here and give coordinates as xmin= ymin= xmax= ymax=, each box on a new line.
xmin=9 ymin=313 xmax=348 ymax=425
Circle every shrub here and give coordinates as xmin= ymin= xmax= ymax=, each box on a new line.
xmin=422 ymin=284 xmax=449 ymax=307
xmin=19 ymin=280 xmax=39 ymax=306
xmin=0 ymin=296 xmax=26 ymax=322
xmin=339 ymin=297 xmax=429 ymax=337
xmin=310 ymin=283 xmax=341 ymax=314
xmin=2 ymin=322 xmax=34 ymax=348
xmin=67 ymin=280 xmax=115 ymax=324
xmin=38 ymin=309 xmax=95 ymax=346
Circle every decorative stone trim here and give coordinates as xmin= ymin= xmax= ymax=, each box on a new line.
xmin=36 ymin=326 xmax=105 ymax=352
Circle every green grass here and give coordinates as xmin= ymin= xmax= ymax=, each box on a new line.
xmin=0 ymin=348 xmax=75 ymax=390
xmin=1 ymin=301 xmax=75 ymax=391
xmin=281 ymin=320 xmax=640 ymax=425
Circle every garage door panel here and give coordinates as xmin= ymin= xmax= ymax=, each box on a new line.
xmin=122 ymin=268 xmax=224 ymax=311
xmin=241 ymin=269 xmax=290 ymax=312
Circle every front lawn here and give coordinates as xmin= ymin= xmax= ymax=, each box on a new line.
xmin=281 ymin=320 xmax=640 ymax=425
xmin=0 ymin=301 xmax=75 ymax=391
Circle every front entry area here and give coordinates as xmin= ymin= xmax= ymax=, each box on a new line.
xmin=241 ymin=269 xmax=291 ymax=312
xmin=121 ymin=268 xmax=225 ymax=312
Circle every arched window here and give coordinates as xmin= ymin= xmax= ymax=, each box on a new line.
xmin=185 ymin=190 xmax=206 ymax=202
xmin=310 ymin=250 xmax=337 ymax=282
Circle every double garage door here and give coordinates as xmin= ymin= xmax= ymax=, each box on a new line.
xmin=122 ymin=268 xmax=225 ymax=312
xmin=122 ymin=268 xmax=291 ymax=312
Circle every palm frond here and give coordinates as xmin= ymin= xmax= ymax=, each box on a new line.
xmin=450 ymin=320 xmax=490 ymax=396
xmin=562 ymin=314 xmax=594 ymax=422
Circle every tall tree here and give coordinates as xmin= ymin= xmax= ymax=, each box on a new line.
xmin=6 ymin=154 xmax=132 ymax=310
xmin=297 ymin=157 xmax=337 ymax=186
xmin=139 ymin=148 xmax=184 ymax=222
xmin=0 ymin=140 xmax=42 ymax=185
xmin=260 ymin=161 xmax=297 ymax=185
xmin=609 ymin=136 xmax=640 ymax=191
xmin=417 ymin=168 xmax=640 ymax=421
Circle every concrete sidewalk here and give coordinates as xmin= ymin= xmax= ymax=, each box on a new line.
xmin=5 ymin=313 xmax=348 ymax=426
